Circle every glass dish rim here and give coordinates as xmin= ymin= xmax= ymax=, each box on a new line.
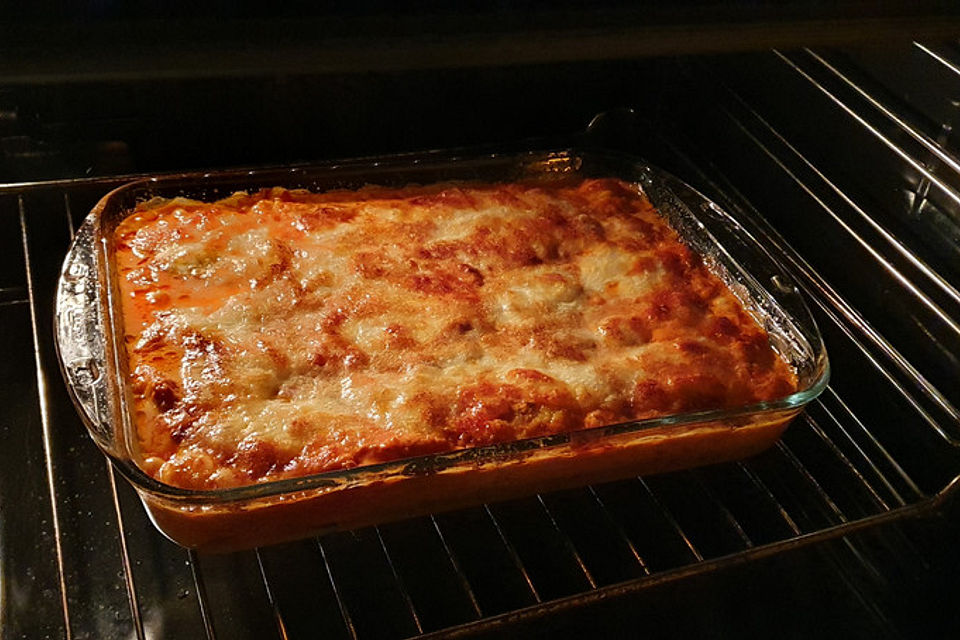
xmin=56 ymin=146 xmax=831 ymax=506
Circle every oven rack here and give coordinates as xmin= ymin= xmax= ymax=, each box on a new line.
xmin=2 ymin=43 xmax=959 ymax=639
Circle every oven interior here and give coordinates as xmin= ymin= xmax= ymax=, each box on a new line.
xmin=1 ymin=11 xmax=960 ymax=639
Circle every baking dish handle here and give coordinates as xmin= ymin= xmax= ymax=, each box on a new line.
xmin=55 ymin=215 xmax=117 ymax=452
xmin=582 ymin=108 xmax=644 ymax=153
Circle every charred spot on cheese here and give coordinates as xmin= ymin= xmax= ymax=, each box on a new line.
xmin=114 ymin=178 xmax=798 ymax=490
xmin=150 ymin=379 xmax=180 ymax=413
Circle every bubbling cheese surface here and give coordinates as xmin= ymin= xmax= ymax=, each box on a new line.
xmin=114 ymin=178 xmax=797 ymax=489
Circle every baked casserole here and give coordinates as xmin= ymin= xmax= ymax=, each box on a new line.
xmin=113 ymin=177 xmax=797 ymax=491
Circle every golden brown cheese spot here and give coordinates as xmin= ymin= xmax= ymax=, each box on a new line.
xmin=114 ymin=179 xmax=798 ymax=490
xmin=452 ymin=370 xmax=582 ymax=447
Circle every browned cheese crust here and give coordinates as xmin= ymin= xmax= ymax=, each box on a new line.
xmin=113 ymin=178 xmax=797 ymax=489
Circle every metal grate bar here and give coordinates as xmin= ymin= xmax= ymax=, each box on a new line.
xmin=256 ymin=549 xmax=290 ymax=640
xmin=188 ymin=549 xmax=218 ymax=640
xmin=767 ymin=52 xmax=960 ymax=313
xmin=481 ymin=505 xmax=543 ymax=604
xmin=824 ymin=387 xmax=925 ymax=499
xmin=914 ymin=41 xmax=960 ymax=77
xmin=254 ymin=550 xmax=291 ymax=640
xmin=485 ymin=496 xmax=597 ymax=600
xmin=741 ymin=447 xmax=838 ymax=533
xmin=63 ymin=191 xmax=75 ymax=236
xmin=429 ymin=516 xmax=484 ymax=619
xmin=773 ymin=49 xmax=960 ymax=212
xmin=735 ymin=461 xmax=802 ymax=535
xmin=317 ymin=528 xmax=425 ymax=640
xmin=18 ymin=193 xmax=73 ymax=639
xmin=0 ymin=197 xmax=67 ymax=639
xmin=811 ymin=292 xmax=955 ymax=442
xmin=780 ymin=48 xmax=960 ymax=298
xmin=316 ymin=539 xmax=359 ymax=640
xmin=373 ymin=517 xmax=486 ymax=632
xmin=643 ymin=471 xmax=757 ymax=559
xmin=373 ymin=526 xmax=424 ymax=636
xmin=688 ymin=464 xmax=796 ymax=547
xmin=586 ymin=486 xmax=651 ymax=575
xmin=429 ymin=507 xmax=540 ymax=616
xmin=105 ymin=464 xmax=147 ymax=640
xmin=697 ymin=79 xmax=960 ymax=436
xmin=724 ymin=104 xmax=960 ymax=363
xmin=534 ymin=488 xmax=650 ymax=587
xmin=776 ymin=440 xmax=850 ymax=525
xmin=636 ymin=478 xmax=704 ymax=562
xmin=256 ymin=540 xmax=355 ymax=640
xmin=806 ymin=402 xmax=902 ymax=508
xmin=586 ymin=478 xmax=701 ymax=572
xmin=535 ymin=494 xmax=598 ymax=589
xmin=805 ymin=48 xmax=960 ymax=179
xmin=322 ymin=525 xmax=438 ymax=638
xmin=687 ymin=473 xmax=754 ymax=549
xmin=189 ymin=552 xmax=283 ymax=639
xmin=904 ymin=307 xmax=960 ymax=373
xmin=801 ymin=411 xmax=891 ymax=511
xmin=789 ymin=412 xmax=898 ymax=522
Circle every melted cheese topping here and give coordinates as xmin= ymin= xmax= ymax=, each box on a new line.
xmin=114 ymin=178 xmax=797 ymax=489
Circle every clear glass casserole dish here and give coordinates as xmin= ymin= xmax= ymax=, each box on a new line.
xmin=54 ymin=149 xmax=829 ymax=552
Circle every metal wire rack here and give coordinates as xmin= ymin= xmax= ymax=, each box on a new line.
xmin=1 ymin=42 xmax=959 ymax=639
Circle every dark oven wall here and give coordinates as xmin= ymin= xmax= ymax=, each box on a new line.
xmin=0 ymin=60 xmax=683 ymax=183
xmin=2 ymin=9 xmax=960 ymax=640
xmin=3 ymin=0 xmax=960 ymax=182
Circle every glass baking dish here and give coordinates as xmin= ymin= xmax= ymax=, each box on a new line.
xmin=55 ymin=149 xmax=829 ymax=552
